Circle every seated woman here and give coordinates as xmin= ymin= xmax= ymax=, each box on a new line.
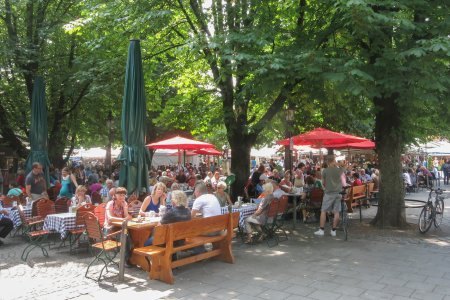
xmin=144 ymin=190 xmax=191 ymax=248
xmin=139 ymin=182 xmax=167 ymax=215
xmin=71 ymin=185 xmax=92 ymax=207
xmin=244 ymin=182 xmax=274 ymax=243
xmin=214 ymin=181 xmax=233 ymax=207
xmin=104 ymin=187 xmax=132 ymax=231
xmin=166 ymin=182 xmax=181 ymax=206
xmin=279 ymin=170 xmax=293 ymax=193
xmin=103 ymin=187 xmax=133 ymax=267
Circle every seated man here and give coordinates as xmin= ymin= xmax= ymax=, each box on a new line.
xmin=0 ymin=200 xmax=14 ymax=246
xmin=244 ymin=182 xmax=274 ymax=243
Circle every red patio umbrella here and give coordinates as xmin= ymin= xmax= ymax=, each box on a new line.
xmin=277 ymin=128 xmax=367 ymax=147
xmin=146 ymin=136 xmax=215 ymax=150
xmin=330 ymin=140 xmax=375 ymax=150
xmin=194 ymin=148 xmax=222 ymax=156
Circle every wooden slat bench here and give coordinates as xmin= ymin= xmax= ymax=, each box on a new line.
xmin=133 ymin=212 xmax=240 ymax=284
xmin=345 ymin=185 xmax=367 ymax=213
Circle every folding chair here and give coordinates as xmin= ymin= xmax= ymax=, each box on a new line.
xmin=20 ymin=203 xmax=51 ymax=261
xmin=306 ymin=188 xmax=324 ymax=221
xmin=36 ymin=199 xmax=56 ymax=218
xmin=93 ymin=203 xmax=106 ymax=228
xmin=261 ymin=198 xmax=281 ymax=247
xmin=31 ymin=198 xmax=47 ymax=217
xmin=54 ymin=197 xmax=71 ymax=213
xmin=84 ymin=212 xmax=122 ymax=281
xmin=91 ymin=191 xmax=103 ymax=205
xmin=17 ymin=204 xmax=44 ymax=236
xmin=63 ymin=204 xmax=95 ymax=253
xmin=273 ymin=195 xmax=289 ymax=243
xmin=1 ymin=196 xmax=14 ymax=208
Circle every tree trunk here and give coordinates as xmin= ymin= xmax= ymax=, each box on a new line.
xmin=371 ymin=93 xmax=408 ymax=228
xmin=229 ymin=136 xmax=252 ymax=201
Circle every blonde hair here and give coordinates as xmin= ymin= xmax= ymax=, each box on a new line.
xmin=216 ymin=181 xmax=227 ymax=190
xmin=115 ymin=187 xmax=127 ymax=195
xmin=262 ymin=182 xmax=274 ymax=194
xmin=151 ymin=182 xmax=167 ymax=197
xmin=171 ymin=190 xmax=188 ymax=207
xmin=75 ymin=185 xmax=87 ymax=194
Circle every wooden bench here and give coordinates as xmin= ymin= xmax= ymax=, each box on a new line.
xmin=345 ymin=185 xmax=367 ymax=213
xmin=133 ymin=212 xmax=240 ymax=284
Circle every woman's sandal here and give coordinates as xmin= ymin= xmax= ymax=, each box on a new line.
xmin=244 ymin=237 xmax=253 ymax=244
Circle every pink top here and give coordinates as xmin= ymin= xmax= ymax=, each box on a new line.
xmin=104 ymin=200 xmax=127 ymax=229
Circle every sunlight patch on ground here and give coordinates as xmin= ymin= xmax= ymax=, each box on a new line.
xmin=264 ymin=250 xmax=287 ymax=256
xmin=424 ymin=238 xmax=450 ymax=247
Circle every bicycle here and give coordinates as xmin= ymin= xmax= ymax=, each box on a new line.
xmin=418 ymin=187 xmax=445 ymax=233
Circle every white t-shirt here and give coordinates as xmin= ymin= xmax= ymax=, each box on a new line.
xmin=273 ymin=188 xmax=287 ymax=199
xmin=192 ymin=194 xmax=221 ymax=218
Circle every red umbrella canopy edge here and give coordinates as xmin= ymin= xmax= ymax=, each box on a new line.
xmin=277 ymin=128 xmax=368 ymax=147
xmin=146 ymin=136 xmax=215 ymax=150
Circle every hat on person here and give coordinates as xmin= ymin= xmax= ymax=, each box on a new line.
xmin=259 ymin=174 xmax=268 ymax=181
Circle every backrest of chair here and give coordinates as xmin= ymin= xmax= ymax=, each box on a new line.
xmin=83 ymin=212 xmax=103 ymax=240
xmin=47 ymin=186 xmax=57 ymax=201
xmin=37 ymin=198 xmax=56 ymax=218
xmin=94 ymin=203 xmax=106 ymax=228
xmin=277 ymin=196 xmax=289 ymax=215
xmin=91 ymin=191 xmax=102 ymax=205
xmin=310 ymin=188 xmax=324 ymax=201
xmin=17 ymin=204 xmax=28 ymax=224
xmin=32 ymin=198 xmax=47 ymax=217
xmin=2 ymin=196 xmax=13 ymax=207
xmin=76 ymin=204 xmax=96 ymax=226
xmin=54 ymin=197 xmax=70 ymax=213
xmin=266 ymin=198 xmax=279 ymax=219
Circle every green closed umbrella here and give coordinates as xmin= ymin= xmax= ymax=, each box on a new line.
xmin=117 ymin=40 xmax=151 ymax=195
xmin=25 ymin=76 xmax=51 ymax=186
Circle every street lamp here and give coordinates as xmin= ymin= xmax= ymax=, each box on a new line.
xmin=105 ymin=111 xmax=113 ymax=176
xmin=284 ymin=108 xmax=295 ymax=174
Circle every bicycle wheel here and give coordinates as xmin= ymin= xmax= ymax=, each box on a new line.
xmin=418 ymin=204 xmax=433 ymax=233
xmin=341 ymin=201 xmax=348 ymax=241
xmin=434 ymin=198 xmax=444 ymax=227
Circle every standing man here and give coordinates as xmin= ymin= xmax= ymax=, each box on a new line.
xmin=314 ymin=155 xmax=345 ymax=237
xmin=25 ymin=162 xmax=48 ymax=200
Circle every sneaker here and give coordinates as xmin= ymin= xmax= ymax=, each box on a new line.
xmin=330 ymin=230 xmax=336 ymax=237
xmin=314 ymin=229 xmax=324 ymax=236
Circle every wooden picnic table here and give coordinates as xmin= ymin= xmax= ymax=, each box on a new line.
xmin=112 ymin=217 xmax=160 ymax=271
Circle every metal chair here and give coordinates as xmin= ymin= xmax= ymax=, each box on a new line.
xmin=62 ymin=204 xmax=96 ymax=253
xmin=54 ymin=197 xmax=71 ymax=213
xmin=19 ymin=204 xmax=50 ymax=261
xmin=91 ymin=191 xmax=102 ymax=205
xmin=83 ymin=212 xmax=121 ymax=281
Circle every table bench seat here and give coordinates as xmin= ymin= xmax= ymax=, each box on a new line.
xmin=133 ymin=212 xmax=239 ymax=284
